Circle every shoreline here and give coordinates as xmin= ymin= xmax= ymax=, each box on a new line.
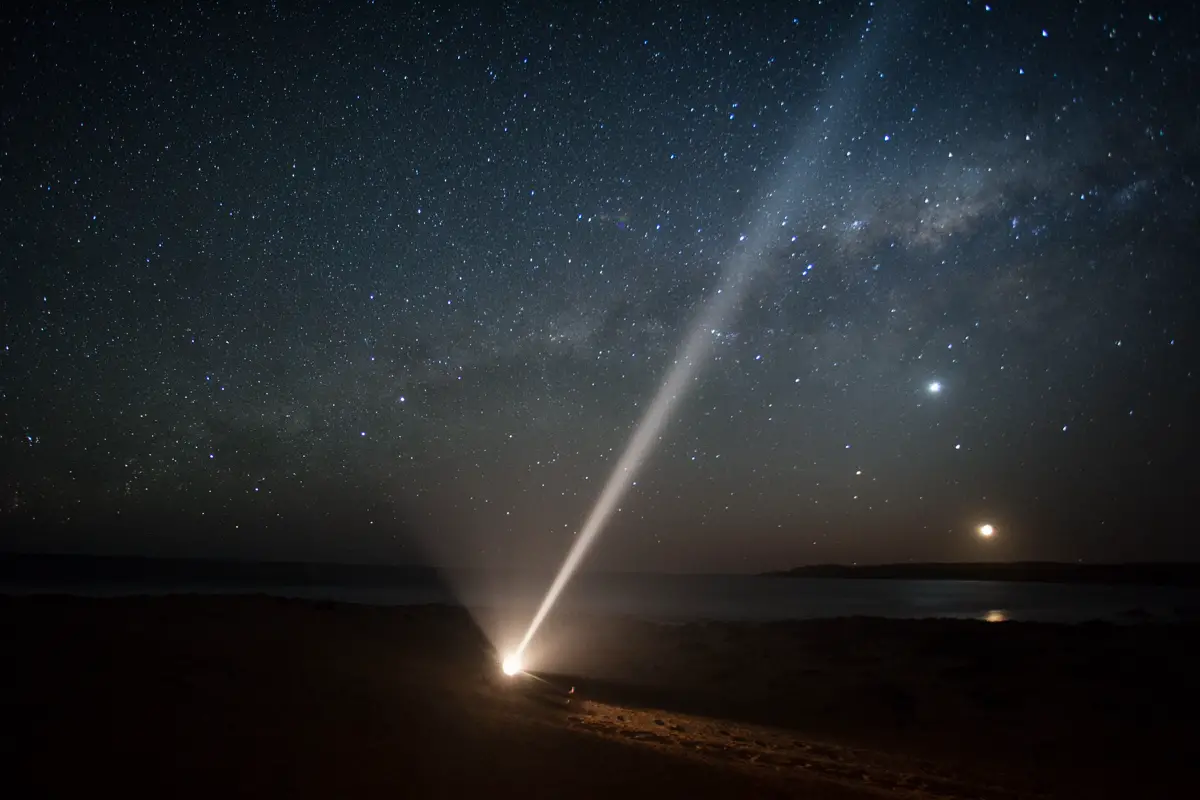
xmin=6 ymin=574 xmax=1198 ymax=626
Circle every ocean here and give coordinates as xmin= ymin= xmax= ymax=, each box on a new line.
xmin=5 ymin=563 xmax=1198 ymax=624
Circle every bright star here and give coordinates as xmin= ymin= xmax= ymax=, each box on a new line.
xmin=927 ymin=381 xmax=942 ymax=394
xmin=978 ymin=523 xmax=995 ymax=538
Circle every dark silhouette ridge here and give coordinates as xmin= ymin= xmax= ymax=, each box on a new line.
xmin=766 ymin=561 xmax=1200 ymax=587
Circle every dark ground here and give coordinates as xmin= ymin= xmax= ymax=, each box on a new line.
xmin=2 ymin=595 xmax=1197 ymax=798
xmin=0 ymin=595 xmax=863 ymax=798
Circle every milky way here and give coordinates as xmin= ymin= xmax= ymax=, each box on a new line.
xmin=1 ymin=1 xmax=1196 ymax=568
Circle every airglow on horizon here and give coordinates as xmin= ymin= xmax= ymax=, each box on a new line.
xmin=510 ymin=7 xmax=902 ymax=662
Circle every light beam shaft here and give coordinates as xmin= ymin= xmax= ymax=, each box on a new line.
xmin=516 ymin=264 xmax=753 ymax=656
xmin=513 ymin=4 xmax=903 ymax=660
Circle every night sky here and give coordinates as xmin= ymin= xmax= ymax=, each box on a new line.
xmin=2 ymin=1 xmax=1197 ymax=571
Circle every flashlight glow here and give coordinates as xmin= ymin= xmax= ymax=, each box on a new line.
xmin=501 ymin=653 xmax=522 ymax=676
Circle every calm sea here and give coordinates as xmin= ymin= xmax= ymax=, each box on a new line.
xmin=6 ymin=571 xmax=1199 ymax=624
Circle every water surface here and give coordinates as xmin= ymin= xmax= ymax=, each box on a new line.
xmin=7 ymin=569 xmax=1197 ymax=624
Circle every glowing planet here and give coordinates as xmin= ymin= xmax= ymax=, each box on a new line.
xmin=501 ymin=653 xmax=522 ymax=676
xmin=978 ymin=523 xmax=995 ymax=538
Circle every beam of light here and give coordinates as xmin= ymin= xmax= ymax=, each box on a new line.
xmin=512 ymin=5 xmax=904 ymax=660
xmin=514 ymin=262 xmax=757 ymax=658
xmin=501 ymin=653 xmax=522 ymax=676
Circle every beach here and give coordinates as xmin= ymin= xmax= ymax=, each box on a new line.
xmin=2 ymin=594 xmax=1196 ymax=798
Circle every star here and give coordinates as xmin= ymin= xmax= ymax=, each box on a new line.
xmin=1 ymin=0 xmax=1193 ymax=571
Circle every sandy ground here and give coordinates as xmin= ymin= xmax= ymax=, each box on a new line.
xmin=1 ymin=595 xmax=1196 ymax=798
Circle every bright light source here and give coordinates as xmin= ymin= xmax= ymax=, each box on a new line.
xmin=501 ymin=654 xmax=522 ymax=676
xmin=927 ymin=381 xmax=942 ymax=394
xmin=978 ymin=523 xmax=995 ymax=537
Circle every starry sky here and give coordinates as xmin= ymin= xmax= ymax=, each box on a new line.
xmin=2 ymin=1 xmax=1197 ymax=571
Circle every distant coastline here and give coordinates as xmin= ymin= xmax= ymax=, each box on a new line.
xmin=765 ymin=561 xmax=1200 ymax=587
